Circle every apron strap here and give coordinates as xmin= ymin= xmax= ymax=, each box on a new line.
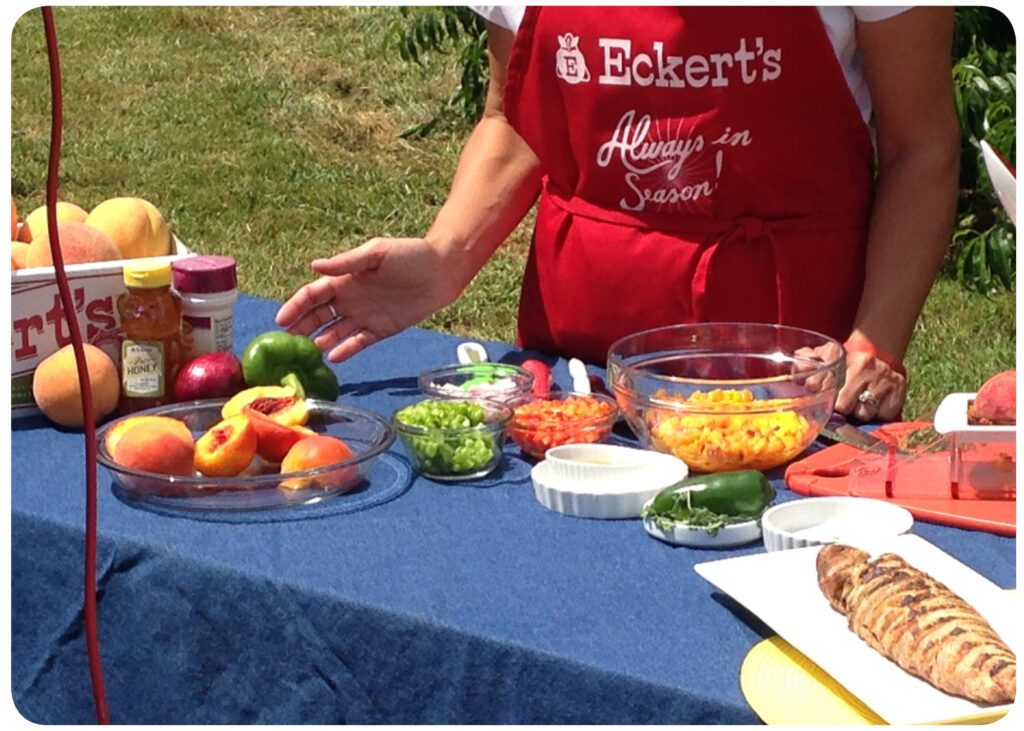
xmin=542 ymin=179 xmax=868 ymax=324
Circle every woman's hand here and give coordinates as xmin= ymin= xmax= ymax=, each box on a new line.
xmin=797 ymin=341 xmax=906 ymax=422
xmin=275 ymin=237 xmax=459 ymax=362
xmin=835 ymin=349 xmax=906 ymax=422
xmin=276 ymin=21 xmax=540 ymax=365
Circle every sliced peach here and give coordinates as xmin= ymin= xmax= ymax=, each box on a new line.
xmin=194 ymin=414 xmax=259 ymax=477
xmin=245 ymin=408 xmax=315 ymax=463
xmin=221 ymin=385 xmax=308 ymax=426
xmin=279 ymin=435 xmax=356 ymax=491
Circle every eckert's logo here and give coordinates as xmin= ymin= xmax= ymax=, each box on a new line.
xmin=555 ymin=33 xmax=591 ymax=84
xmin=555 ymin=35 xmax=783 ymax=88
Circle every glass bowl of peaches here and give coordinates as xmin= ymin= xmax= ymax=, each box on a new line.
xmin=607 ymin=323 xmax=844 ymax=472
xmin=97 ymin=387 xmax=395 ymax=512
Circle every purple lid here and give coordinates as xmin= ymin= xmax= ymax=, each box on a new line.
xmin=172 ymin=255 xmax=237 ymax=294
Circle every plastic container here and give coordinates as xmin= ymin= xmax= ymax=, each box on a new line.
xmin=607 ymin=323 xmax=843 ymax=472
xmin=117 ymin=259 xmax=183 ymax=415
xmin=172 ymin=255 xmax=238 ymax=360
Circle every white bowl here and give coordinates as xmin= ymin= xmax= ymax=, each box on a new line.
xmin=543 ymin=443 xmax=678 ymax=485
xmin=761 ymin=497 xmax=914 ymax=552
xmin=643 ymin=512 xmax=762 ymax=548
xmin=531 ymin=448 xmax=688 ymax=519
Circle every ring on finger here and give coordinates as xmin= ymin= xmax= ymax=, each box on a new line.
xmin=858 ymin=390 xmax=878 ymax=406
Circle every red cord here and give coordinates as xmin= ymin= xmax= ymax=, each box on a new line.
xmin=40 ymin=7 xmax=110 ymax=724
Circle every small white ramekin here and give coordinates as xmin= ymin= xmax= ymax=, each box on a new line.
xmin=531 ymin=445 xmax=688 ymax=519
xmin=761 ymin=497 xmax=914 ymax=552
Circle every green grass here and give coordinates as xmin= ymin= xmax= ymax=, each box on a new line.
xmin=9 ymin=6 xmax=1015 ymax=418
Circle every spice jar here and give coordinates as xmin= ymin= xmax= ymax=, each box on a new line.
xmin=172 ymin=255 xmax=238 ymax=361
xmin=117 ymin=259 xmax=183 ymax=415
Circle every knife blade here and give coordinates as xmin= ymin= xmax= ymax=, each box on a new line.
xmin=819 ymin=414 xmax=889 ymax=451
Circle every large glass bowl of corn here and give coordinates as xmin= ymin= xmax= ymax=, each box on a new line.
xmin=607 ymin=323 xmax=845 ymax=472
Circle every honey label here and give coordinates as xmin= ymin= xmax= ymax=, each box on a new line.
xmin=121 ymin=340 xmax=165 ymax=398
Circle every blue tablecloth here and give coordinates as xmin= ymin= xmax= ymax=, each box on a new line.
xmin=10 ymin=294 xmax=1016 ymax=724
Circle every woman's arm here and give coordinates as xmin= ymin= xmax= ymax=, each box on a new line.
xmin=276 ymin=23 xmax=542 ymax=362
xmin=837 ymin=7 xmax=960 ymax=420
xmin=426 ymin=23 xmax=543 ymax=289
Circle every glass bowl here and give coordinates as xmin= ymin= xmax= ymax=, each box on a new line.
xmin=392 ymin=398 xmax=513 ymax=481
xmin=607 ymin=323 xmax=844 ymax=472
xmin=97 ymin=399 xmax=395 ymax=511
xmin=508 ymin=391 xmax=620 ymax=459
xmin=418 ymin=363 xmax=535 ymax=405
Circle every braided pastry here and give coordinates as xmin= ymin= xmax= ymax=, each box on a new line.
xmin=816 ymin=544 xmax=1015 ymax=705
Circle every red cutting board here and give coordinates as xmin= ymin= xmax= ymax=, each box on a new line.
xmin=785 ymin=441 xmax=1016 ymax=537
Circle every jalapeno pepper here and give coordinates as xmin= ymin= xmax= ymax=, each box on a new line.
xmin=241 ymin=331 xmax=340 ymax=402
xmin=644 ymin=470 xmax=775 ymax=526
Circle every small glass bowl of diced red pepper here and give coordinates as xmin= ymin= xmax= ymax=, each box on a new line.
xmin=508 ymin=392 xmax=620 ymax=459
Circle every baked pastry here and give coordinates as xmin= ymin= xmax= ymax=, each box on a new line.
xmin=817 ymin=544 xmax=1016 ymax=705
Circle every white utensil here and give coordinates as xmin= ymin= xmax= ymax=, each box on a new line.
xmin=981 ymin=139 xmax=1016 ymax=225
xmin=456 ymin=342 xmax=489 ymax=365
xmin=567 ymin=358 xmax=591 ymax=394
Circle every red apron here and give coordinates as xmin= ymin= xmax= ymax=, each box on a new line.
xmin=504 ymin=6 xmax=875 ymax=364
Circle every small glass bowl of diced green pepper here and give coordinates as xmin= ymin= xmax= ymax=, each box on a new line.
xmin=392 ymin=398 xmax=513 ymax=481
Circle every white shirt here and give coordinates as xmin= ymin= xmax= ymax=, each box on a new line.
xmin=471 ymin=5 xmax=911 ymax=121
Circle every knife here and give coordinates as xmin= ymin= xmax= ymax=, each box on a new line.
xmin=819 ymin=414 xmax=889 ymax=451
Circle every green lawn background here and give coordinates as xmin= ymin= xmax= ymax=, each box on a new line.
xmin=9 ymin=6 xmax=1016 ymax=417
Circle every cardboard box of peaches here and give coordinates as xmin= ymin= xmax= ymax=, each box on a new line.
xmin=10 ymin=195 xmax=192 ymax=418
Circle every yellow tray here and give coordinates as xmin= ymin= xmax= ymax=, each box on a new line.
xmin=741 ymin=636 xmax=1011 ymax=725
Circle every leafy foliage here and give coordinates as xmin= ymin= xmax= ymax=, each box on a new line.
xmin=949 ymin=7 xmax=1016 ymax=293
xmin=388 ymin=7 xmax=487 ymax=138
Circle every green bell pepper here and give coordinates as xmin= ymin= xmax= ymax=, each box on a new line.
xmin=241 ymin=331 xmax=340 ymax=401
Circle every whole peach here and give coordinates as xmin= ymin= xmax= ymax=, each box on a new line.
xmin=280 ymin=435 xmax=355 ymax=490
xmin=110 ymin=418 xmax=196 ymax=476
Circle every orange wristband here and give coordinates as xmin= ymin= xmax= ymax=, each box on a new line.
xmin=844 ymin=336 xmax=907 ymax=378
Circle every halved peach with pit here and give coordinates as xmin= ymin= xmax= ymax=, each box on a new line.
xmin=245 ymin=408 xmax=315 ymax=463
xmin=194 ymin=414 xmax=259 ymax=477
xmin=279 ymin=435 xmax=356 ymax=491
xmin=221 ymin=385 xmax=308 ymax=427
